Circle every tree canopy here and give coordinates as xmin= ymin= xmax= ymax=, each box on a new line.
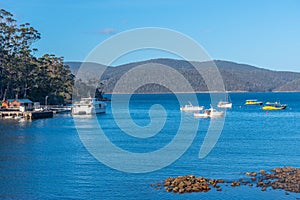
xmin=0 ymin=9 xmax=74 ymax=104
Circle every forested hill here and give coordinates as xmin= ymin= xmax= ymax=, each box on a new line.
xmin=66 ymin=59 xmax=300 ymax=93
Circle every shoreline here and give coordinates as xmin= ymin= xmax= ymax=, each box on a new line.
xmin=105 ymin=91 xmax=300 ymax=95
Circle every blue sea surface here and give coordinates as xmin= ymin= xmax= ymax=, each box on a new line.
xmin=1 ymin=92 xmax=300 ymax=199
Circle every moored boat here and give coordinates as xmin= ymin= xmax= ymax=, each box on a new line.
xmin=245 ymin=99 xmax=263 ymax=105
xmin=262 ymin=101 xmax=287 ymax=110
xmin=180 ymin=102 xmax=204 ymax=112
xmin=217 ymin=101 xmax=232 ymax=108
xmin=194 ymin=107 xmax=224 ymax=118
xmin=218 ymin=101 xmax=232 ymax=108
xmin=218 ymin=94 xmax=232 ymax=108
xmin=72 ymin=98 xmax=106 ymax=115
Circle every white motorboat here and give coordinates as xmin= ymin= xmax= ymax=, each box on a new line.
xmin=194 ymin=107 xmax=224 ymax=118
xmin=180 ymin=102 xmax=204 ymax=112
xmin=72 ymin=98 xmax=106 ymax=115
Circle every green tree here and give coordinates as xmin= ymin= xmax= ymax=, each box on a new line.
xmin=0 ymin=9 xmax=74 ymax=104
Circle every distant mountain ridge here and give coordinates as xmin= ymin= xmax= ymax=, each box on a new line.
xmin=65 ymin=59 xmax=300 ymax=93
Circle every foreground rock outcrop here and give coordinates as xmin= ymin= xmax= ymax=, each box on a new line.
xmin=254 ymin=166 xmax=300 ymax=193
xmin=152 ymin=166 xmax=300 ymax=195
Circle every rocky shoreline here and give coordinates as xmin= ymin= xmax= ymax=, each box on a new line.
xmin=152 ymin=166 xmax=300 ymax=195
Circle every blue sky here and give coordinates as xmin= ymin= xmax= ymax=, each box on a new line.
xmin=1 ymin=0 xmax=300 ymax=71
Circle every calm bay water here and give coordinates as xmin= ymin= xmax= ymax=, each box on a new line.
xmin=1 ymin=92 xmax=300 ymax=199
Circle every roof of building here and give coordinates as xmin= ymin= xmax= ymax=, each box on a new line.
xmin=7 ymin=99 xmax=33 ymax=103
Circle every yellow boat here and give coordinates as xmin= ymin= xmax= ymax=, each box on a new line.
xmin=262 ymin=102 xmax=287 ymax=110
xmin=245 ymin=99 xmax=263 ymax=105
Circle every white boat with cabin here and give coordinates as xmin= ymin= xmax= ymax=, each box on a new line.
xmin=180 ymin=102 xmax=204 ymax=112
xmin=72 ymin=98 xmax=106 ymax=115
xmin=217 ymin=101 xmax=232 ymax=108
xmin=194 ymin=107 xmax=224 ymax=118
xmin=218 ymin=95 xmax=232 ymax=108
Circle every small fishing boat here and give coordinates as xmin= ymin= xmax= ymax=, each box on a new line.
xmin=262 ymin=101 xmax=287 ymax=110
xmin=72 ymin=98 xmax=106 ymax=115
xmin=194 ymin=107 xmax=224 ymax=118
xmin=245 ymin=99 xmax=263 ymax=105
xmin=180 ymin=102 xmax=204 ymax=112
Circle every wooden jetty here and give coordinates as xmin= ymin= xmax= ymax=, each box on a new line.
xmin=0 ymin=110 xmax=53 ymax=120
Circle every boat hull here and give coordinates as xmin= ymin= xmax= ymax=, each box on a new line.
xmin=245 ymin=102 xmax=263 ymax=105
xmin=72 ymin=106 xmax=106 ymax=115
xmin=245 ymin=100 xmax=263 ymax=105
xmin=217 ymin=102 xmax=232 ymax=108
xmin=262 ymin=105 xmax=287 ymax=110
xmin=194 ymin=112 xmax=224 ymax=118
xmin=194 ymin=107 xmax=224 ymax=118
xmin=180 ymin=106 xmax=204 ymax=112
xmin=194 ymin=113 xmax=209 ymax=118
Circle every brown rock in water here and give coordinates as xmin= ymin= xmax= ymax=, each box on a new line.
xmin=265 ymin=174 xmax=271 ymax=179
xmin=184 ymin=181 xmax=192 ymax=186
xmin=202 ymin=184 xmax=210 ymax=191
xmin=188 ymin=174 xmax=195 ymax=179
xmin=217 ymin=179 xmax=225 ymax=183
xmin=274 ymin=168 xmax=282 ymax=174
xmin=185 ymin=186 xmax=192 ymax=193
xmin=159 ymin=168 xmax=298 ymax=195
xmin=173 ymin=187 xmax=179 ymax=193
xmin=178 ymin=181 xmax=185 ymax=189
xmin=209 ymin=179 xmax=218 ymax=187
xmin=164 ymin=178 xmax=173 ymax=187
xmin=257 ymin=181 xmax=264 ymax=187
xmin=161 ymin=175 xmax=217 ymax=194
xmin=231 ymin=181 xmax=240 ymax=187
xmin=192 ymin=186 xmax=201 ymax=192
xmin=170 ymin=181 xmax=176 ymax=187
xmin=282 ymin=167 xmax=290 ymax=172
xmin=251 ymin=167 xmax=300 ymax=194
xmin=178 ymin=188 xmax=185 ymax=194
xmin=250 ymin=172 xmax=257 ymax=177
